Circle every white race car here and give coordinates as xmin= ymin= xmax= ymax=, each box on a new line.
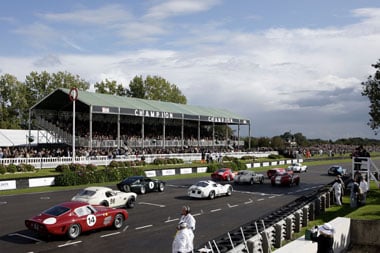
xmin=187 ymin=180 xmax=233 ymax=199
xmin=287 ymin=163 xmax=308 ymax=173
xmin=71 ymin=186 xmax=137 ymax=208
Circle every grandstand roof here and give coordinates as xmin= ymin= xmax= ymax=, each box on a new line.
xmin=32 ymin=88 xmax=250 ymax=125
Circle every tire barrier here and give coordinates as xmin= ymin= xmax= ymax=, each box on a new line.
xmin=197 ymin=184 xmax=333 ymax=253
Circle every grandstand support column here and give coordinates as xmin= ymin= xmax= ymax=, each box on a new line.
xmin=212 ymin=121 xmax=215 ymax=151
xmin=248 ymin=122 xmax=251 ymax=150
xmin=72 ymin=98 xmax=76 ymax=162
xmin=225 ymin=123 xmax=228 ymax=148
xmin=28 ymin=108 xmax=31 ymax=150
xmin=163 ymin=117 xmax=166 ymax=149
xmin=141 ymin=116 xmax=145 ymax=149
xmin=181 ymin=114 xmax=184 ymax=150
xmin=117 ymin=108 xmax=120 ymax=149
xmin=89 ymin=105 xmax=93 ymax=149
xmin=238 ymin=122 xmax=240 ymax=150
xmin=198 ymin=116 xmax=200 ymax=147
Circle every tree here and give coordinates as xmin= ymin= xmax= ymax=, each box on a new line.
xmin=0 ymin=74 xmax=25 ymax=128
xmin=25 ymin=71 xmax=90 ymax=107
xmin=127 ymin=75 xmax=187 ymax=104
xmin=362 ymin=59 xmax=380 ymax=134
xmin=127 ymin=76 xmax=146 ymax=98
xmin=94 ymin=79 xmax=127 ymax=96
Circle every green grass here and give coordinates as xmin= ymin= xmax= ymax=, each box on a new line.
xmin=285 ymin=181 xmax=380 ymax=245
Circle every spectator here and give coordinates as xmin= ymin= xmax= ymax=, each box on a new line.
xmin=350 ymin=177 xmax=360 ymax=208
xmin=359 ymin=176 xmax=369 ymax=205
xmin=332 ymin=178 xmax=342 ymax=206
xmin=172 ymin=222 xmax=194 ymax=253
xmin=179 ymin=205 xmax=196 ymax=231
xmin=311 ymin=222 xmax=335 ymax=253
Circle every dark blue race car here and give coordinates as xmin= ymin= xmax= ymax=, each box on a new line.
xmin=117 ymin=176 xmax=165 ymax=194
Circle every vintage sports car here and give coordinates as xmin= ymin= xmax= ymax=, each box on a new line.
xmin=25 ymin=201 xmax=128 ymax=239
xmin=234 ymin=170 xmax=264 ymax=184
xmin=71 ymin=186 xmax=137 ymax=208
xmin=211 ymin=168 xmax=237 ymax=181
xmin=287 ymin=163 xmax=308 ymax=173
xmin=188 ymin=180 xmax=233 ymax=199
xmin=328 ymin=165 xmax=346 ymax=176
xmin=271 ymin=172 xmax=300 ymax=186
xmin=117 ymin=176 xmax=165 ymax=194
xmin=266 ymin=168 xmax=287 ymax=179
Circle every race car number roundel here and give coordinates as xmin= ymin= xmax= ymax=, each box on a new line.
xmin=149 ymin=181 xmax=154 ymax=189
xmin=87 ymin=214 xmax=96 ymax=226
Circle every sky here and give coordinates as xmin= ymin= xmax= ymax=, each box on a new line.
xmin=1 ymin=0 xmax=380 ymax=141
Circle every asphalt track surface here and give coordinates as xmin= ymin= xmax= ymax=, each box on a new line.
xmin=0 ymin=162 xmax=354 ymax=253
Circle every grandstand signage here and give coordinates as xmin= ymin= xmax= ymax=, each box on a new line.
xmin=200 ymin=115 xmax=238 ymax=124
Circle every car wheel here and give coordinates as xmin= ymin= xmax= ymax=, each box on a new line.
xmin=113 ymin=213 xmax=124 ymax=229
xmin=260 ymin=177 xmax=264 ymax=184
xmin=226 ymin=187 xmax=232 ymax=196
xmin=126 ymin=197 xmax=135 ymax=208
xmin=227 ymin=175 xmax=231 ymax=182
xmin=209 ymin=191 xmax=215 ymax=199
xmin=158 ymin=182 xmax=165 ymax=192
xmin=140 ymin=186 xmax=146 ymax=194
xmin=123 ymin=185 xmax=130 ymax=192
xmin=67 ymin=224 xmax=81 ymax=239
xmin=100 ymin=200 xmax=109 ymax=207
xmin=250 ymin=178 xmax=254 ymax=185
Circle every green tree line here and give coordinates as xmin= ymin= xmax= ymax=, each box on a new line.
xmin=0 ymin=71 xmax=186 ymax=129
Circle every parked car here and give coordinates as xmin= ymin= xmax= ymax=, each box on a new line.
xmin=71 ymin=186 xmax=137 ymax=208
xmin=25 ymin=201 xmax=128 ymax=239
xmin=117 ymin=176 xmax=165 ymax=194
xmin=327 ymin=165 xmax=346 ymax=176
xmin=267 ymin=168 xmax=287 ymax=179
xmin=211 ymin=168 xmax=237 ymax=181
xmin=234 ymin=170 xmax=264 ymax=184
xmin=287 ymin=163 xmax=308 ymax=173
xmin=188 ymin=180 xmax=233 ymax=199
xmin=271 ymin=172 xmax=300 ymax=186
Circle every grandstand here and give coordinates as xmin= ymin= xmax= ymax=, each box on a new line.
xmin=30 ymin=88 xmax=251 ymax=151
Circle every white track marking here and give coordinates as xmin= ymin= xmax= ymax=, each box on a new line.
xmin=228 ymin=203 xmax=238 ymax=208
xmin=100 ymin=232 xmax=120 ymax=238
xmin=58 ymin=241 xmax=82 ymax=247
xmin=210 ymin=208 xmax=221 ymax=212
xmin=135 ymin=224 xmax=153 ymax=230
xmin=8 ymin=233 xmax=43 ymax=242
xmin=138 ymin=202 xmax=165 ymax=207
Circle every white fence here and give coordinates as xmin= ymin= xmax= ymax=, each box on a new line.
xmin=0 ymin=151 xmax=277 ymax=169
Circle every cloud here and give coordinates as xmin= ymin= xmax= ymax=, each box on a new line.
xmin=144 ymin=0 xmax=221 ymax=20
xmin=1 ymin=4 xmax=380 ymax=140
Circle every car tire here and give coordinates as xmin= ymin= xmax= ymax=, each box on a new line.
xmin=209 ymin=191 xmax=215 ymax=199
xmin=126 ymin=197 xmax=135 ymax=208
xmin=67 ymin=224 xmax=81 ymax=239
xmin=260 ymin=177 xmax=264 ymax=184
xmin=158 ymin=182 xmax=165 ymax=192
xmin=226 ymin=187 xmax=232 ymax=196
xmin=113 ymin=213 xmax=124 ymax=229
xmin=140 ymin=186 xmax=146 ymax=194
xmin=250 ymin=178 xmax=254 ymax=185
xmin=100 ymin=200 xmax=109 ymax=207
xmin=123 ymin=185 xmax=130 ymax=192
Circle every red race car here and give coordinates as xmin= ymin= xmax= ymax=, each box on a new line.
xmin=271 ymin=172 xmax=300 ymax=186
xmin=25 ymin=201 xmax=128 ymax=239
xmin=211 ymin=168 xmax=236 ymax=181
xmin=266 ymin=168 xmax=287 ymax=179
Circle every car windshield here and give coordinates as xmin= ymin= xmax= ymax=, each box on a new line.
xmin=44 ymin=205 xmax=70 ymax=216
xmin=76 ymin=189 xmax=96 ymax=197
xmin=195 ymin=181 xmax=209 ymax=187
xmin=238 ymin=171 xmax=247 ymax=175
xmin=123 ymin=176 xmax=142 ymax=183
